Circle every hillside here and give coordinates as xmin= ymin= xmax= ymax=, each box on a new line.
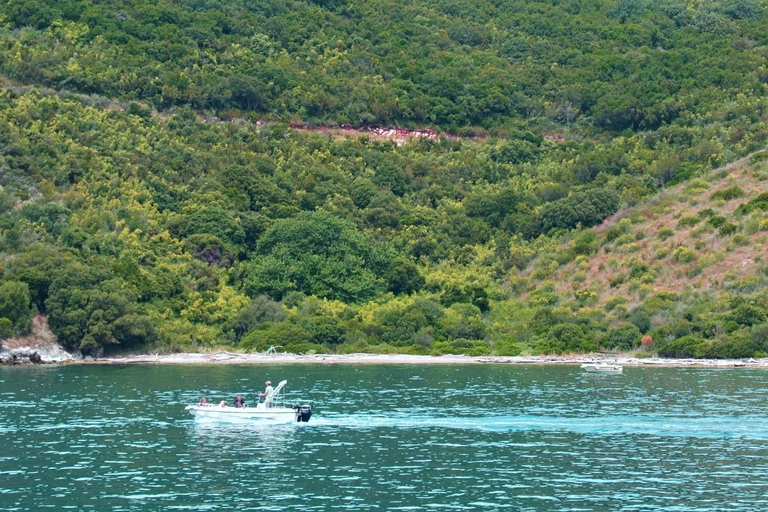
xmin=2 ymin=0 xmax=767 ymax=134
xmin=563 ymin=153 xmax=768 ymax=303
xmin=0 ymin=0 xmax=767 ymax=359
xmin=493 ymin=151 xmax=768 ymax=358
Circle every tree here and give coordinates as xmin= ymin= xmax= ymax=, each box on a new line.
xmin=176 ymin=206 xmax=246 ymax=252
xmin=245 ymin=211 xmax=390 ymax=302
xmin=0 ymin=281 xmax=33 ymax=336
xmin=3 ymin=246 xmax=70 ymax=312
xmin=45 ymin=264 xmax=150 ymax=354
xmin=606 ymin=323 xmax=641 ymax=350
xmin=112 ymin=314 xmax=158 ymax=348
xmin=225 ymin=296 xmax=286 ymax=341
xmin=608 ymin=0 xmax=646 ymax=23
xmin=722 ymin=0 xmax=761 ymax=19
xmin=385 ymin=259 xmax=425 ymax=295
xmin=531 ymin=188 xmax=621 ymax=237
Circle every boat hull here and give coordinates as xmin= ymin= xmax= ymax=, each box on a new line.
xmin=186 ymin=405 xmax=300 ymax=423
xmin=186 ymin=380 xmax=312 ymax=423
xmin=581 ymin=363 xmax=623 ymax=374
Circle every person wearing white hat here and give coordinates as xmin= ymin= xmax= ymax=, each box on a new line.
xmin=264 ymin=380 xmax=274 ymax=407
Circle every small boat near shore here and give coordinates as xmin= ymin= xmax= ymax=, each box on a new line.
xmin=581 ymin=362 xmax=623 ymax=374
xmin=185 ymin=380 xmax=312 ymax=423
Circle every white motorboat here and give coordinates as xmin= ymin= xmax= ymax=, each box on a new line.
xmin=185 ymin=380 xmax=312 ymax=423
xmin=581 ymin=362 xmax=623 ymax=374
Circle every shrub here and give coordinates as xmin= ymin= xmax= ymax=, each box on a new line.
xmin=433 ymin=338 xmax=491 ymax=356
xmin=603 ymin=226 xmax=623 ymax=243
xmin=630 ymin=309 xmax=652 ymax=333
xmin=282 ymin=341 xmax=328 ymax=354
xmin=571 ymin=230 xmax=600 ymax=256
xmin=686 ymin=266 xmax=702 ymax=278
xmin=719 ymin=223 xmax=738 ymax=236
xmin=749 ymin=151 xmax=768 ymax=164
xmin=694 ymin=337 xmax=762 ymax=359
xmin=677 ymin=215 xmax=700 ymax=228
xmin=644 ymin=291 xmax=677 ymax=312
xmin=639 ymin=268 xmax=658 ymax=284
xmin=226 ymin=296 xmax=286 ymax=341
xmin=658 ymin=227 xmax=675 ymax=240
xmin=614 ymin=234 xmax=636 ymax=246
xmin=685 ymin=179 xmax=711 ymax=192
xmin=731 ymin=304 xmax=767 ymax=327
xmin=537 ymin=323 xmax=597 ymax=354
xmin=609 ymin=274 xmax=626 ymax=287
xmin=732 ymin=234 xmax=750 ymax=246
xmin=530 ymin=307 xmax=562 ymax=336
xmin=637 ymin=284 xmax=653 ymax=299
xmin=240 ymin=322 xmax=311 ymax=351
xmin=744 ymin=193 xmax=768 ymax=213
xmin=606 ymin=323 xmax=641 ymax=350
xmin=630 ymin=264 xmax=651 ymax=280
xmin=617 ymin=242 xmax=642 ymax=253
xmin=708 ymin=215 xmax=727 ymax=227
xmin=690 ymin=224 xmax=713 ymax=238
xmin=605 ymin=296 xmax=628 ymax=311
xmin=752 ymin=324 xmax=768 ymax=350
xmin=658 ymin=335 xmax=704 ymax=358
xmin=0 ymin=318 xmax=13 ymax=338
xmin=711 ymin=186 xmax=746 ymax=201
xmin=673 ymin=247 xmax=697 ymax=263
xmin=495 ymin=340 xmax=526 ymax=356
xmin=531 ymin=188 xmax=621 ymax=237
xmin=574 ymin=288 xmax=598 ymax=304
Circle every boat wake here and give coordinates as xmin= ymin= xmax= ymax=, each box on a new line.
xmin=309 ymin=413 xmax=768 ymax=439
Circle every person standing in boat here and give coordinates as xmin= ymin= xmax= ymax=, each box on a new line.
xmin=264 ymin=381 xmax=274 ymax=407
xmin=234 ymin=395 xmax=247 ymax=408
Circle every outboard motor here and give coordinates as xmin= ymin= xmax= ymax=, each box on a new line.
xmin=293 ymin=404 xmax=312 ymax=422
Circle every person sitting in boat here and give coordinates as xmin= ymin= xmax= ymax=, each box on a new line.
xmin=264 ymin=381 xmax=274 ymax=407
xmin=198 ymin=397 xmax=208 ymax=407
xmin=234 ymin=395 xmax=247 ymax=408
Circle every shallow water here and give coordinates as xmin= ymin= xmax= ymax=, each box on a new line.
xmin=2 ymin=364 xmax=768 ymax=511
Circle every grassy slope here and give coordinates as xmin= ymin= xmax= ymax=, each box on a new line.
xmin=584 ymin=153 xmax=768 ymax=304
xmin=508 ymin=150 xmax=768 ymax=355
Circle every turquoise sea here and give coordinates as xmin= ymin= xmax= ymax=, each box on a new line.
xmin=2 ymin=364 xmax=768 ymax=511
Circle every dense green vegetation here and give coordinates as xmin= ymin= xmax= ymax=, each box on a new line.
xmin=2 ymin=0 xmax=767 ymax=133
xmin=0 ymin=0 xmax=767 ymax=357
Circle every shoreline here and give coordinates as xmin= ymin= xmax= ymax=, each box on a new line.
xmin=74 ymin=352 xmax=768 ymax=368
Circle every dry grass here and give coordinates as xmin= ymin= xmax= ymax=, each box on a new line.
xmin=541 ymin=154 xmax=768 ymax=306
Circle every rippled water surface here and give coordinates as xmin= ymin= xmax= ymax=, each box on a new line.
xmin=2 ymin=364 xmax=768 ymax=511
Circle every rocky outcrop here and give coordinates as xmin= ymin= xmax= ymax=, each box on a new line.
xmin=0 ymin=315 xmax=77 ymax=364
xmin=0 ymin=343 xmax=75 ymax=364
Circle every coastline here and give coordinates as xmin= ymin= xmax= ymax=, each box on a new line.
xmin=78 ymin=352 xmax=768 ymax=368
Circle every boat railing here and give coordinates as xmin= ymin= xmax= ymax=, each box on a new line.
xmin=257 ymin=380 xmax=288 ymax=409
